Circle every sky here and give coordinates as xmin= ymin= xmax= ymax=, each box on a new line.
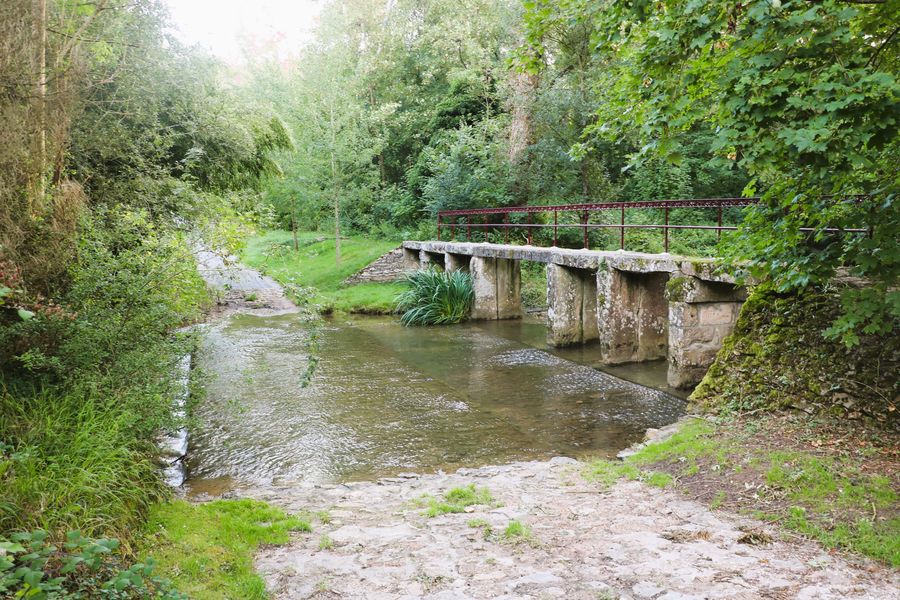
xmin=164 ymin=0 xmax=324 ymax=63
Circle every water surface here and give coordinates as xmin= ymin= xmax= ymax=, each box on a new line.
xmin=187 ymin=314 xmax=684 ymax=490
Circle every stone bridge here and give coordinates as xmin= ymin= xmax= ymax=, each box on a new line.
xmin=402 ymin=241 xmax=747 ymax=388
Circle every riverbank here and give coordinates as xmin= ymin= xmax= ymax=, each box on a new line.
xmin=241 ymin=230 xmax=405 ymax=314
xmin=246 ymin=451 xmax=897 ymax=599
xmin=599 ymin=414 xmax=898 ymax=567
xmin=135 ymin=255 xmax=900 ymax=599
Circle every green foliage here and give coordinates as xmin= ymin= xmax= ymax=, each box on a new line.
xmin=522 ymin=0 xmax=899 ymax=341
xmin=397 ymin=269 xmax=475 ymax=326
xmin=420 ymin=119 xmax=514 ymax=215
xmin=0 ymin=212 xmax=210 ymax=540
xmin=0 ymin=386 xmax=169 ymax=541
xmin=501 ymin=520 xmax=532 ymax=542
xmin=142 ymin=499 xmax=311 ymax=599
xmin=420 ymin=485 xmax=494 ymax=517
xmin=0 ymin=529 xmax=184 ymax=599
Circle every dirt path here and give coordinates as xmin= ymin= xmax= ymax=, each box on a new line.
xmin=249 ymin=458 xmax=897 ymax=600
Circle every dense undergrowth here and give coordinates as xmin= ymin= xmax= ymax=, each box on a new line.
xmin=242 ymin=230 xmax=404 ymax=313
xmin=0 ymin=214 xmax=209 ymax=542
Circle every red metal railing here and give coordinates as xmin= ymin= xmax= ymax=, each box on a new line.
xmin=436 ymin=197 xmax=869 ymax=253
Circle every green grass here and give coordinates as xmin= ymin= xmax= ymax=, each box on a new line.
xmin=142 ymin=499 xmax=311 ymax=599
xmin=242 ymin=230 xmax=404 ymax=314
xmin=501 ymin=520 xmax=533 ymax=543
xmin=584 ymin=418 xmax=900 ymax=566
xmin=419 ymin=485 xmax=495 ymax=517
xmin=0 ymin=385 xmax=170 ymax=542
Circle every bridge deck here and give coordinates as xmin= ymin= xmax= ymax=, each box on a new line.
xmin=402 ymin=240 xmax=735 ymax=283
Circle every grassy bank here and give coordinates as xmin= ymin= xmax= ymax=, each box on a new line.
xmin=242 ymin=230 xmax=404 ymax=314
xmin=141 ymin=499 xmax=313 ymax=599
xmin=587 ymin=414 xmax=899 ymax=566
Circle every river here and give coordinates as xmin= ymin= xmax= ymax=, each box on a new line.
xmin=185 ymin=308 xmax=685 ymax=494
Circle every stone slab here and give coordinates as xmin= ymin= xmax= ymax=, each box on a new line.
xmin=402 ymin=241 xmax=737 ymax=284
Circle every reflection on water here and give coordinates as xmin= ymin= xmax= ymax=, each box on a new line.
xmin=187 ymin=314 xmax=685 ymax=490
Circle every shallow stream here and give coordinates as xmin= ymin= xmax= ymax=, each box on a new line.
xmin=186 ymin=312 xmax=685 ymax=493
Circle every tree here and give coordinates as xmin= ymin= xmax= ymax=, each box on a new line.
xmin=522 ymin=0 xmax=899 ymax=343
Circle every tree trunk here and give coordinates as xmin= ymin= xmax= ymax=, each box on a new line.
xmin=291 ymin=200 xmax=299 ymax=251
xmin=32 ymin=0 xmax=47 ymax=209
xmin=329 ymin=96 xmax=341 ymax=265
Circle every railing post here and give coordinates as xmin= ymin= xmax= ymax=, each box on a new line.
xmin=717 ymin=205 xmax=723 ymax=243
xmin=553 ymin=209 xmax=558 ymax=247
xmin=527 ymin=212 xmax=533 ymax=246
xmin=582 ymin=210 xmax=589 ymax=249
xmin=620 ymin=204 xmax=625 ymax=250
xmin=467 ymin=216 xmax=471 ymax=241
xmin=437 ymin=214 xmax=442 ymax=241
xmin=664 ymin=206 xmax=669 ymax=253
xmin=483 ymin=215 xmax=488 ymax=242
xmin=504 ymin=213 xmax=509 ymax=244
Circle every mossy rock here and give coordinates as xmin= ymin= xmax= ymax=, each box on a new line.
xmin=691 ymin=286 xmax=899 ymax=428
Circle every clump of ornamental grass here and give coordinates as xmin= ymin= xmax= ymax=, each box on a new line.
xmin=396 ymin=268 xmax=474 ymax=326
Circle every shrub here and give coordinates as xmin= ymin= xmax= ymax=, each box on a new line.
xmin=396 ymin=268 xmax=474 ymax=326
xmin=0 ymin=529 xmax=184 ymax=599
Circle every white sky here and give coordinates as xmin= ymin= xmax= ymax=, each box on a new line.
xmin=164 ymin=0 xmax=324 ymax=63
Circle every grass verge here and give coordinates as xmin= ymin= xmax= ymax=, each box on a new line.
xmin=586 ymin=415 xmax=899 ymax=566
xmin=242 ymin=230 xmax=404 ymax=314
xmin=141 ymin=499 xmax=311 ymax=599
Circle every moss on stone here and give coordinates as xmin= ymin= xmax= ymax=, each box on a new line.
xmin=690 ymin=286 xmax=899 ymax=428
xmin=665 ymin=276 xmax=693 ymax=302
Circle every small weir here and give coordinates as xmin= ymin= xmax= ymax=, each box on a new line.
xmin=185 ymin=312 xmax=685 ymax=493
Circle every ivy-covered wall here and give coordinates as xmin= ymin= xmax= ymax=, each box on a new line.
xmin=691 ymin=287 xmax=899 ymax=429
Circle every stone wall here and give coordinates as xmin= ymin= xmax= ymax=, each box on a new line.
xmin=344 ymin=247 xmax=410 ymax=285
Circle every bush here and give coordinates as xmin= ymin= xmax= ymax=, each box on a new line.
xmin=0 ymin=529 xmax=184 ymax=599
xmin=0 ymin=208 xmax=207 ymax=540
xmin=396 ymin=269 xmax=474 ymax=326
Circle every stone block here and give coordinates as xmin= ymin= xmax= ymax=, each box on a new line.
xmin=598 ymin=267 xmax=669 ymax=363
xmin=444 ymin=253 xmax=471 ymax=273
xmin=547 ymin=263 xmax=585 ymax=346
xmin=698 ymin=302 xmax=742 ymax=326
xmin=470 ymin=256 xmax=522 ymax=321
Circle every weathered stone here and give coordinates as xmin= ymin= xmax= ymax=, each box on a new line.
xmin=470 ymin=256 xmax=522 ymax=320
xmin=545 ymin=262 xmax=600 ymax=346
xmin=403 ymin=241 xmax=733 ymax=282
xmin=252 ymin=458 xmax=897 ymax=600
xmin=699 ymin=302 xmax=739 ymax=326
xmin=345 ymin=247 xmax=414 ymax=285
xmin=444 ymin=252 xmax=471 ymax=273
xmin=597 ymin=267 xmax=669 ymax=364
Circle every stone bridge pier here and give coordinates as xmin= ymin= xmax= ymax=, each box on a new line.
xmin=401 ymin=241 xmax=747 ymax=388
